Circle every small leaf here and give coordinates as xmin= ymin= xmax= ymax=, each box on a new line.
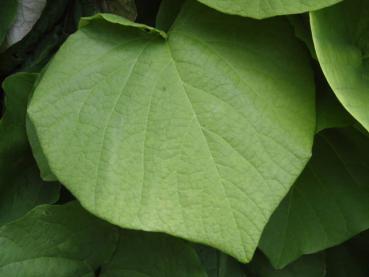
xmin=101 ymin=230 xmax=206 ymax=277
xmin=311 ymin=0 xmax=369 ymax=132
xmin=28 ymin=0 xmax=315 ymax=262
xmin=260 ymin=128 xmax=369 ymax=268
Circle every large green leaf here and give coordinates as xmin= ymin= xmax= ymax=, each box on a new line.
xmin=101 ymin=230 xmax=206 ymax=276
xmin=260 ymin=128 xmax=369 ymax=268
xmin=0 ymin=0 xmax=18 ymax=46
xmin=196 ymin=0 xmax=341 ymax=19
xmin=0 ymin=73 xmax=60 ymax=225
xmin=311 ymin=0 xmax=369 ymax=132
xmin=28 ymin=0 xmax=315 ymax=262
xmin=0 ymin=202 xmax=118 ymax=276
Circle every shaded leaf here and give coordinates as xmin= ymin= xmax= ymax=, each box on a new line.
xmin=0 ymin=73 xmax=59 ymax=225
xmin=287 ymin=15 xmax=316 ymax=60
xmin=195 ymin=245 xmax=245 ymax=277
xmin=245 ymin=251 xmax=325 ymax=277
xmin=311 ymin=0 xmax=369 ymax=132
xmin=0 ymin=202 xmax=118 ymax=275
xmin=98 ymin=0 xmax=137 ymax=21
xmin=315 ymin=70 xmax=354 ymax=133
xmin=0 ymin=0 xmax=18 ymax=47
xmin=326 ymin=230 xmax=369 ymax=277
xmin=260 ymin=128 xmax=369 ymax=268
xmin=101 ymin=230 xmax=206 ymax=277
xmin=156 ymin=0 xmax=185 ymax=31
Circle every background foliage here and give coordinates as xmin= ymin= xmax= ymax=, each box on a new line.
xmin=1 ymin=0 xmax=368 ymax=276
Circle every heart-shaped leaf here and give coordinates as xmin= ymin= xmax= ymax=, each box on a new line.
xmin=28 ymin=0 xmax=315 ymax=262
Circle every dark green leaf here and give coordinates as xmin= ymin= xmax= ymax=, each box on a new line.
xmin=326 ymin=231 xmax=369 ymax=277
xmin=156 ymin=0 xmax=185 ymax=31
xmin=0 ymin=202 xmax=118 ymax=275
xmin=311 ymin=0 xmax=369 ymax=132
xmin=196 ymin=245 xmax=245 ymax=277
xmin=260 ymin=128 xmax=369 ymax=268
xmin=0 ymin=73 xmax=59 ymax=225
xmin=245 ymin=251 xmax=325 ymax=277
xmin=101 ymin=230 xmax=206 ymax=276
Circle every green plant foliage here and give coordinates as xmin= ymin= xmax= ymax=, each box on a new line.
xmin=260 ymin=127 xmax=369 ymax=268
xmin=28 ymin=0 xmax=315 ymax=262
xmin=0 ymin=202 xmax=118 ymax=276
xmin=1 ymin=0 xmax=369 ymax=274
xmin=0 ymin=73 xmax=60 ymax=225
xmin=196 ymin=0 xmax=342 ymax=19
xmin=100 ymin=230 xmax=206 ymax=276
xmin=311 ymin=0 xmax=369 ymax=132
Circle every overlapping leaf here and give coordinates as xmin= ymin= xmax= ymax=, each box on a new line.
xmin=195 ymin=245 xmax=245 ymax=277
xmin=311 ymin=0 xmax=369 ymax=132
xmin=196 ymin=0 xmax=342 ymax=19
xmin=101 ymin=230 xmax=206 ymax=276
xmin=0 ymin=202 xmax=117 ymax=276
xmin=27 ymin=0 xmax=315 ymax=262
xmin=245 ymin=252 xmax=325 ymax=277
xmin=0 ymin=73 xmax=59 ymax=225
xmin=260 ymin=128 xmax=369 ymax=268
